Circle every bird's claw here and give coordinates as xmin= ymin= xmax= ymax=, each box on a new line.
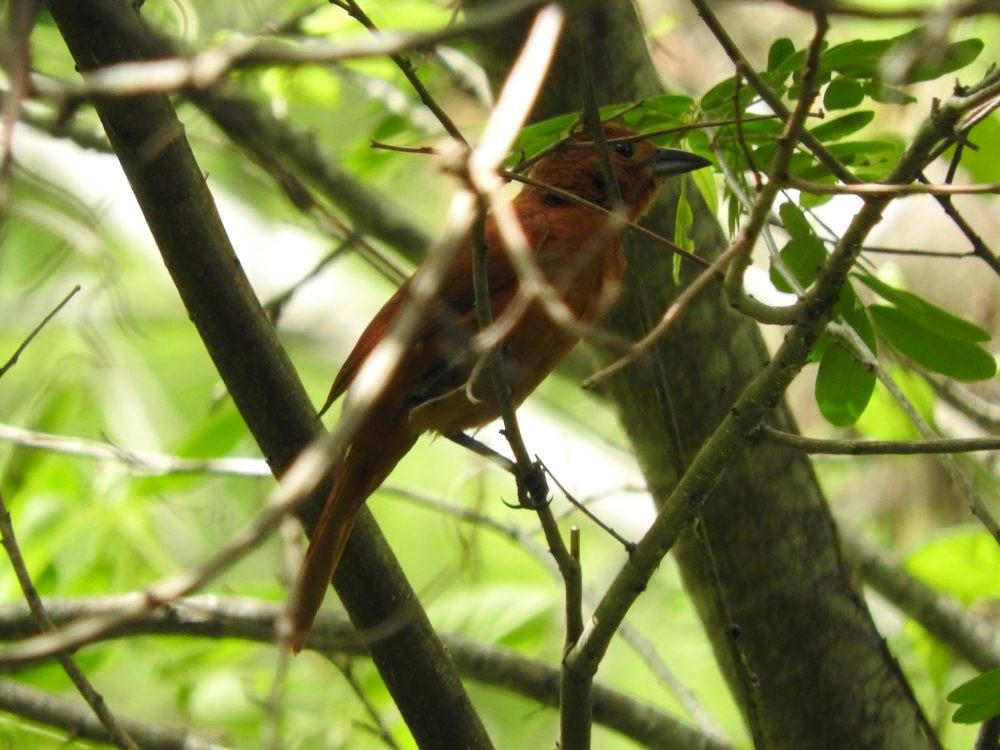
xmin=514 ymin=460 xmax=550 ymax=510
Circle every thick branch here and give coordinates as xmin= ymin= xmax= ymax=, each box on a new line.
xmin=0 ymin=595 xmax=733 ymax=750
xmin=45 ymin=2 xmax=490 ymax=748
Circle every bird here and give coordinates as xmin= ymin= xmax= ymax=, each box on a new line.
xmin=288 ymin=121 xmax=711 ymax=651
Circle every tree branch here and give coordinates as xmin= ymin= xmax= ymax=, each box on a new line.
xmin=0 ymin=595 xmax=733 ymax=750
xmin=759 ymin=426 xmax=1000 ymax=455
xmin=842 ymin=531 xmax=1000 ymax=671
xmin=564 ymin=30 xmax=997 ymax=711
xmin=0 ymin=677 xmax=223 ymax=750
xmin=45 ymin=1 xmax=491 ymax=747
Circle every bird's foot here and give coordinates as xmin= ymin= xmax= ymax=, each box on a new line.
xmin=511 ymin=459 xmax=550 ymax=510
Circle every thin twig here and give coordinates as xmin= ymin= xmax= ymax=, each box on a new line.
xmin=690 ymin=0 xmax=858 ymax=185
xmin=458 ymin=16 xmax=583 ymax=689
xmin=0 ymin=421 xmax=271 ymax=477
xmin=504 ymin=171 xmax=709 ymax=270
xmin=337 ymin=0 xmax=467 ymax=144
xmin=564 ymin=14 xmax=997 ymax=704
xmin=917 ymin=172 xmax=1000 ymax=277
xmin=0 ymin=490 xmax=139 ymax=750
xmin=583 ymin=240 xmax=733 ymax=388
xmin=42 ymin=0 xmax=547 ymax=99
xmin=538 ymin=458 xmax=633 ymax=551
xmin=759 ymin=425 xmax=1000 ymax=455
xmin=827 ymin=321 xmax=1000 ymax=545
xmin=0 ymin=0 xmax=41 ymax=214
xmin=0 ymin=285 xmax=81 ymax=379
xmin=785 ymin=177 xmax=1000 ymax=196
xmin=331 ymin=656 xmax=402 ymax=750
xmin=779 ymin=0 xmax=998 ymax=20
xmin=719 ymin=14 xmax=831 ymax=326
xmin=931 ymin=378 xmax=1000 ymax=430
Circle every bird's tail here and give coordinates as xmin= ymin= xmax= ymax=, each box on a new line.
xmin=288 ymin=423 xmax=416 ymax=652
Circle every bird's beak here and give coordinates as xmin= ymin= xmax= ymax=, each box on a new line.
xmin=649 ymin=148 xmax=712 ymax=178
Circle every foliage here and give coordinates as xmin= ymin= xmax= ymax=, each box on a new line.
xmin=0 ymin=1 xmax=997 ymax=748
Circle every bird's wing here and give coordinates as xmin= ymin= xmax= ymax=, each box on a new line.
xmin=318 ymin=207 xmax=550 ymax=415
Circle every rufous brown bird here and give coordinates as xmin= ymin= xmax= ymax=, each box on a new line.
xmin=289 ymin=122 xmax=710 ymax=650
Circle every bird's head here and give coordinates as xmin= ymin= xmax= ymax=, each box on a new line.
xmin=525 ymin=122 xmax=711 ymax=220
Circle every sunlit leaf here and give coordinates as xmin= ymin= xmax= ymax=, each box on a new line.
xmin=854 ymin=367 xmax=934 ymax=440
xmin=908 ymin=529 xmax=1000 ymax=603
xmin=700 ymin=76 xmax=756 ymax=114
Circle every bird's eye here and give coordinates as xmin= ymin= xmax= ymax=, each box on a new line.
xmin=610 ymin=140 xmax=634 ymax=158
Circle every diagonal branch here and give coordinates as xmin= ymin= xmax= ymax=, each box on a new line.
xmin=44 ymin=1 xmax=491 ymax=747
xmin=563 ymin=27 xmax=998 ymax=703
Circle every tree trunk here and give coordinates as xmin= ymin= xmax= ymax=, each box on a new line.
xmin=467 ymin=3 xmax=939 ymax=747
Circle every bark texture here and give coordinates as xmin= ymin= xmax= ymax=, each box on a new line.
xmin=467 ymin=2 xmax=938 ymax=747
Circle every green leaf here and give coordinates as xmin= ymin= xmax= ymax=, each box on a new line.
xmin=509 ymin=113 xmax=578 ymax=164
xmin=821 ymin=37 xmax=894 ymax=77
xmin=857 ymin=274 xmax=991 ymax=343
xmin=816 ymin=342 xmax=875 ymax=426
xmin=798 ymin=174 xmax=837 ymax=209
xmin=726 ymin=193 xmax=741 ymax=236
xmin=768 ymin=38 xmax=796 ymax=71
xmin=809 ymin=332 xmax=831 ymax=364
xmin=824 ymin=77 xmax=864 ymax=110
xmin=949 ymin=670 xmax=1000 ymax=724
xmin=865 ymin=81 xmax=918 ymax=105
xmin=691 ymin=159 xmax=718 ymax=217
xmin=716 ymin=116 xmax=782 ymax=146
xmin=674 ymin=179 xmax=694 ymax=283
xmin=778 ymin=202 xmax=811 ymax=240
xmin=905 ymin=38 xmax=984 ymax=83
xmin=950 ymin=670 xmax=1000 ymax=704
xmin=770 ymin=236 xmax=826 ymax=292
xmin=700 ymin=76 xmax=756 ymax=114
xmin=811 ymin=111 xmax=874 ymax=142
xmin=623 ymin=93 xmax=696 ymax=131
xmin=815 ymin=303 xmax=877 ymax=426
xmin=826 ymin=139 xmax=902 ymax=166
xmin=509 ymin=94 xmax=697 ymax=165
xmin=870 ymin=305 xmax=997 ymax=380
